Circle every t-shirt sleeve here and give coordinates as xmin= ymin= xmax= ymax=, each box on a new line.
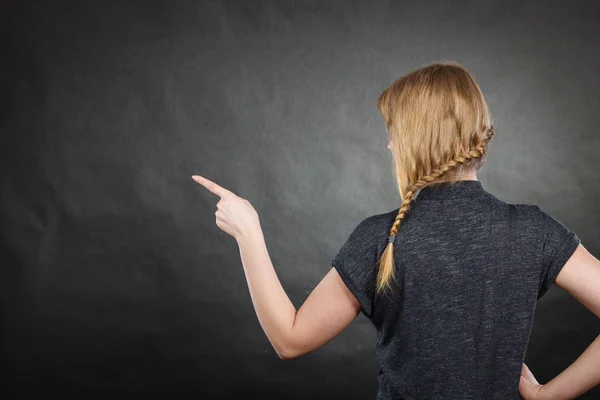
xmin=536 ymin=206 xmax=581 ymax=299
xmin=331 ymin=216 xmax=380 ymax=318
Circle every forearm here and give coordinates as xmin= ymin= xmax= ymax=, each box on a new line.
xmin=542 ymin=334 xmax=600 ymax=399
xmin=236 ymin=229 xmax=297 ymax=357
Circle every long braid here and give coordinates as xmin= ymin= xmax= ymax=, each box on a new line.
xmin=376 ymin=126 xmax=495 ymax=294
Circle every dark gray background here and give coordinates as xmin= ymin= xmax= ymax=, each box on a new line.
xmin=1 ymin=0 xmax=599 ymax=398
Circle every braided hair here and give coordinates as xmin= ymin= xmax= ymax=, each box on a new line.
xmin=375 ymin=61 xmax=495 ymax=295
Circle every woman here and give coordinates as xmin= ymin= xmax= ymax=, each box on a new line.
xmin=192 ymin=62 xmax=600 ymax=399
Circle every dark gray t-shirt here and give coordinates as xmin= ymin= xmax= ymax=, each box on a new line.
xmin=332 ymin=180 xmax=581 ymax=400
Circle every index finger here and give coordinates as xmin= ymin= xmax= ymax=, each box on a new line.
xmin=192 ymin=175 xmax=234 ymax=198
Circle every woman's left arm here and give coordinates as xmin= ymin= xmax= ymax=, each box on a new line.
xmin=192 ymin=174 xmax=361 ymax=359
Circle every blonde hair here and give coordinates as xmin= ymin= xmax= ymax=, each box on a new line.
xmin=376 ymin=61 xmax=495 ymax=295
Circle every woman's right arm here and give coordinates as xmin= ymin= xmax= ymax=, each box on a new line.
xmin=538 ymin=244 xmax=600 ymax=400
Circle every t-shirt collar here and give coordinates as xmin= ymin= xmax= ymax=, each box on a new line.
xmin=416 ymin=180 xmax=484 ymax=201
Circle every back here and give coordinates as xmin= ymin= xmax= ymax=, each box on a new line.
xmin=331 ymin=180 xmax=581 ymax=399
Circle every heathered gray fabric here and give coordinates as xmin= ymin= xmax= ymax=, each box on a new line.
xmin=331 ymin=180 xmax=581 ymax=400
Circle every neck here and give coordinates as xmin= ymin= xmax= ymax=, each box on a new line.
xmin=435 ymin=170 xmax=478 ymax=183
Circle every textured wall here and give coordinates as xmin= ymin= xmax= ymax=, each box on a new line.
xmin=1 ymin=0 xmax=599 ymax=398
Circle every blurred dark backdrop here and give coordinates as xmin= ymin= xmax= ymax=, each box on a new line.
xmin=1 ymin=0 xmax=599 ymax=398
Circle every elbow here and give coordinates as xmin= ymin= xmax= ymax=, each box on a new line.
xmin=274 ymin=326 xmax=303 ymax=360
xmin=276 ymin=344 xmax=298 ymax=360
xmin=277 ymin=351 xmax=293 ymax=360
xmin=274 ymin=337 xmax=300 ymax=360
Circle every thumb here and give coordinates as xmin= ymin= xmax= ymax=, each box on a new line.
xmin=521 ymin=363 xmax=540 ymax=385
xmin=519 ymin=363 xmax=542 ymax=400
xmin=519 ymin=375 xmax=534 ymax=399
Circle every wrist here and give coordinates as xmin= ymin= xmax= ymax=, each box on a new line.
xmin=236 ymin=226 xmax=264 ymax=245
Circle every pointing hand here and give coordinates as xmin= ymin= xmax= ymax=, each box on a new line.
xmin=192 ymin=175 xmax=261 ymax=240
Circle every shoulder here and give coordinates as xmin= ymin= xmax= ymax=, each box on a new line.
xmin=485 ymin=192 xmax=542 ymax=223
xmin=506 ymin=201 xmax=546 ymax=233
xmin=354 ymin=208 xmax=399 ymax=233
xmin=336 ymin=209 xmax=399 ymax=254
xmin=507 ymin=202 xmax=560 ymax=230
xmin=511 ymin=202 xmax=543 ymax=221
